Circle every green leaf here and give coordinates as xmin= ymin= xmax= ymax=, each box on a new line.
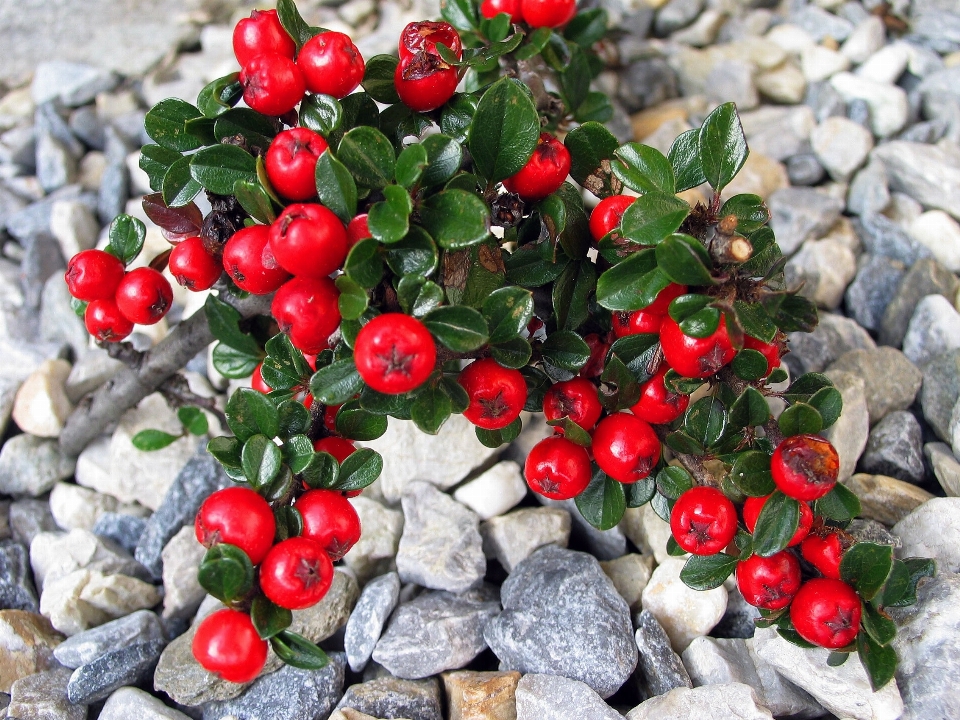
xmin=698 ymin=102 xmax=748 ymax=193
xmin=337 ymin=126 xmax=396 ymax=190
xmin=752 ymin=491 xmax=800 ymax=557
xmin=774 ymin=293 xmax=819 ymax=334
xmin=681 ymin=553 xmax=738 ymax=591
xmin=241 ymin=434 xmax=282 ymax=488
xmin=656 ymin=234 xmax=715 ymax=286
xmin=207 ymin=436 xmax=242 ymax=468
xmin=809 ymin=387 xmax=843 ymax=429
xmin=813 ymin=483 xmax=862 ymax=523
xmin=541 ymin=330 xmax=591 ymax=372
xmin=679 ymin=307 xmax=720 ymax=338
xmin=213 ymin=109 xmax=277 ymax=150
xmin=251 ymin=596 xmax=293 ymax=640
xmin=178 ymin=406 xmax=208 ymax=436
xmin=784 ymin=373 xmax=833 ymax=402
xmin=144 ymin=98 xmax=203 ymax=152
xmin=276 ymin=0 xmax=323 ymax=47
xmin=861 ymin=602 xmax=896 ymax=646
xmin=552 ymin=260 xmax=596 ymax=332
xmin=212 ymin=343 xmax=260 ymax=379
xmin=560 ymin=46 xmax=591 ymax=113
xmin=198 ymin=544 xmax=254 ymax=603
xmin=656 ymin=465 xmax=694 ymax=500
xmin=368 ymin=185 xmax=412 ymax=244
xmin=139 ymin=145 xmax=182 ymax=192
xmin=668 ymin=293 xmax=712 ymax=322
xmin=394 ymin=143 xmax=428 ymax=189
xmin=720 ymin=194 xmax=769 ymax=235
xmin=419 ymin=189 xmax=490 ymax=249
xmin=469 ymin=77 xmax=540 ymax=183
xmin=106 ymin=215 xmax=146 ymax=266
xmin=599 ymin=355 xmax=642 ymax=411
xmin=668 ymin=128 xmax=706 ymax=193
xmin=361 ymin=54 xmax=402 ymax=104
xmin=131 ymin=429 xmax=180 ymax=451
xmin=734 ymin=300 xmax=778 ymax=344
xmin=441 ymin=94 xmax=479 ymax=144
xmin=730 ymin=451 xmax=776 ymax=497
xmin=271 ymin=630 xmax=329 ymax=670
xmin=827 ymin=651 xmax=850 ymax=667
xmin=423 ymin=305 xmax=489 ymax=352
xmin=574 ymin=91 xmax=614 ymax=124
xmin=778 ymin=402 xmax=823 ymax=436
xmin=564 ymin=121 xmax=619 ymax=196
xmin=397 ymin=276 xmax=444 ymax=317
xmin=441 ymin=0 xmax=479 ymax=30
xmin=732 ymin=349 xmax=770 ymax=381
xmin=233 ymin=179 xmax=277 ymax=225
xmin=857 ymin=632 xmax=898 ymax=691
xmin=226 ymin=388 xmax=279 ymax=441
xmin=619 ymin=191 xmax=690 ymax=247
xmin=546 ymin=417 xmax=592 ymax=447
xmin=328 ymin=92 xmax=380 ymax=149
xmin=490 ymin=337 xmax=533 ymax=369
xmin=482 ymin=287 xmax=535 ymax=344
xmin=411 ymin=384 xmax=453 ymax=435
xmin=310 ymin=358 xmax=364 ymax=405
xmin=204 ymin=294 xmax=261 ymax=356
xmin=684 ymin=397 xmax=727 ymax=448
xmin=279 ymin=403 xmax=312 ymax=441
xmin=161 ymin=156 xmax=202 ymax=207
xmin=612 ymin=143 xmax=676 ymax=195
xmin=344 ymin=238 xmax=384 ymax=288
xmin=300 ymin=93 xmax=342 ymax=136
xmin=283 ymin=434 xmax=314 ymax=474
xmin=729 ymin=387 xmax=770 ymax=428
xmin=383 ymin=227 xmax=439 ymax=277
xmin=840 ymin=542 xmax=894 ymax=601
xmin=595 ymin=249 xmax=661 ymax=311
xmin=625 ymin=475 xmax=657 ymax=508
xmin=335 ymin=400 xmax=388 ymax=441
xmin=575 ymin=470 xmax=627 ymax=531
xmin=301 ymin=452 xmax=339 ymax=489
xmin=475 ymin=417 xmax=522 ymax=448
xmin=336 ymin=275 xmax=369 ymax=321
xmin=420 ymin=134 xmax=463 ymax=187
xmin=564 ymin=7 xmax=608 ymax=46
xmin=334 ymin=448 xmax=384 ymax=491
xmin=189 ymin=145 xmax=256 ymax=195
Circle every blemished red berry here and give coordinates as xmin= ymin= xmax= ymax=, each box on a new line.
xmin=265 ymin=128 xmax=328 ymax=202
xmin=631 ymin=365 xmax=689 ymax=425
xmin=543 ymin=377 xmax=602 ymax=432
xmin=736 ymin=551 xmax=802 ymax=610
xmin=195 ymin=487 xmax=276 ymax=566
xmin=346 ymin=214 xmax=371 ymax=248
xmin=612 ymin=309 xmax=662 ymax=338
xmin=743 ymin=493 xmax=813 ymax=547
xmin=592 ymin=412 xmax=660 ymax=483
xmin=522 ymin=0 xmax=577 ymax=27
xmin=240 ymin=53 xmax=305 ymax=117
xmin=251 ymin=363 xmax=271 ymax=393
xmin=259 ymin=536 xmax=334 ymax=610
xmin=353 ymin=314 xmax=436 ymax=394
xmin=645 ymin=282 xmax=688 ymax=316
xmin=399 ymin=21 xmax=463 ymax=62
xmin=222 ymin=225 xmax=291 ymax=295
xmin=65 ymin=249 xmax=126 ymax=301
xmin=233 ymin=9 xmax=296 ymax=67
xmin=481 ymin=0 xmax=523 ymax=22
xmin=313 ymin=436 xmax=357 ymax=463
xmin=670 ymin=486 xmax=738 ymax=555
xmin=790 ymin=578 xmax=862 ymax=649
xmin=114 ymin=267 xmax=173 ymax=325
xmin=84 ymin=299 xmax=134 ymax=342
xmin=502 ymin=133 xmax=571 ymax=202
xmin=168 ymin=236 xmax=222 ymax=291
xmin=297 ymin=31 xmax=366 ymax=99
xmin=192 ymin=609 xmax=267 ymax=683
xmin=801 ymin=530 xmax=845 ymax=580
xmin=589 ymin=195 xmax=635 ymax=243
xmin=771 ymin=434 xmax=840 ymax=501
xmin=524 ymin=435 xmax=592 ymax=500
xmin=269 ymin=203 xmax=348 ymax=279
xmin=295 ymin=489 xmax=362 ymax=560
xmin=394 ymin=51 xmax=459 ymax=113
xmin=660 ymin=314 xmax=736 ymax=379
xmin=459 ymin=358 xmax=527 ymax=430
xmin=743 ymin=335 xmax=781 ymax=377
xmin=271 ymin=276 xmax=341 ymax=355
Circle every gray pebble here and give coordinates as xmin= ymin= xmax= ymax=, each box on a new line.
xmin=66 ymin=638 xmax=165 ymax=705
xmin=334 ymin=677 xmax=442 ymax=720
xmin=633 ymin=609 xmax=692 ymax=700
xmin=54 ymin=609 xmax=164 ymax=668
xmin=859 ymin=411 xmax=926 ymax=484
xmin=880 ymin=257 xmax=960 ymax=347
xmin=344 ymin=571 xmax=400 ymax=673
xmin=92 ymin=512 xmax=147 ymax=555
xmin=0 ymin=540 xmax=39 ymax=612
xmin=786 ymin=154 xmax=826 ymax=186
xmin=844 ymin=254 xmax=906 ymax=332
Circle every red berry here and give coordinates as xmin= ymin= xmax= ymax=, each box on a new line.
xmin=251 ymin=363 xmax=271 ymax=393
xmin=592 ymin=412 xmax=660 ymax=483
xmin=222 ymin=225 xmax=291 ymax=295
xmin=521 ymin=0 xmax=577 ymax=27
xmin=771 ymin=434 xmax=840 ymax=501
xmin=271 ymin=276 xmax=341 ymax=354
xmin=481 ymin=0 xmax=523 ymax=22
xmin=114 ymin=267 xmax=173 ymax=325
xmin=295 ymin=489 xmax=362 ymax=560
xmin=192 ymin=609 xmax=267 ymax=683
xmin=399 ymin=21 xmax=463 ymax=61
xmin=240 ymin=54 xmax=305 ymax=117
xmin=800 ymin=530 xmax=845 ymax=580
xmin=502 ymin=133 xmax=571 ymax=202
xmin=543 ymin=377 xmax=602 ymax=432
xmin=195 ymin=487 xmax=276 ymax=566
xmin=168 ymin=236 xmax=222 ymax=291
xmin=269 ymin=203 xmax=348 ymax=279
xmin=233 ymin=9 xmax=296 ymax=67
xmin=743 ymin=335 xmax=781 ymax=377
xmin=265 ymin=128 xmax=328 ymax=202
xmin=322 ymin=404 xmax=342 ymax=434
xmin=743 ymin=494 xmax=813 ymax=547
xmin=589 ymin=195 xmax=635 ymax=243
xmin=790 ymin=578 xmax=862 ymax=649
xmin=313 ymin=436 xmax=357 ymax=463
xmin=458 ymin=358 xmax=527 ymax=431
xmin=645 ymin=283 xmax=688 ymax=316
xmin=346 ymin=214 xmax=371 ymax=248
xmin=354 ymin=314 xmax=436 ymax=394
xmin=524 ymin=435 xmax=592 ymax=500
xmin=84 ymin=299 xmax=134 ymax=342
xmin=611 ymin=310 xmax=662 ymax=338
xmin=259 ymin=536 xmax=334 ymax=610
xmin=65 ymin=249 xmax=126 ymax=301
xmin=660 ymin=314 xmax=736 ymax=379
xmin=736 ymin=551 xmax=802 ymax=610
xmin=579 ymin=333 xmax=609 ymax=378
xmin=297 ymin=31 xmax=366 ymax=99
xmin=631 ymin=365 xmax=689 ymax=425
xmin=394 ymin=51 xmax=459 ymax=113
xmin=670 ymin=486 xmax=737 ymax=555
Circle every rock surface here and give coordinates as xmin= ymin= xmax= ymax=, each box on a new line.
xmin=443 ymin=670 xmax=520 ymax=720
xmin=893 ymin=498 xmax=960 ymax=572
xmin=344 ymin=571 xmax=400 ymax=673
xmin=514 ymin=673 xmax=621 ymax=720
xmin=626 ymin=683 xmax=774 ymax=720
xmin=641 ymin=557 xmax=728 ymax=652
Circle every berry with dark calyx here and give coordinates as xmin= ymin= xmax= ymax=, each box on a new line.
xmin=612 ymin=309 xmax=662 ymax=338
xmin=524 ymin=435 xmax=592 ymax=500
xmin=771 ymin=434 xmax=840 ymax=501
xmin=503 ymin=133 xmax=571 ymax=202
xmin=660 ymin=314 xmax=736 ymax=379
xmin=269 ymin=203 xmax=348 ymax=279
xmin=631 ymin=365 xmax=690 ymax=425
xmin=65 ymin=249 xmax=126 ymax=301
xmin=233 ymin=9 xmax=296 ymax=67
xmin=240 ymin=54 xmax=305 ymax=117
xmin=195 ymin=486 xmax=276 ymax=566
xmin=481 ymin=0 xmax=522 ymax=22
xmin=744 ymin=335 xmax=781 ymax=377
xmin=251 ymin=363 xmax=271 ymax=393
xmin=459 ymin=358 xmax=527 ymax=430
xmin=645 ymin=282 xmax=687 ymax=316
xmin=521 ymin=0 xmax=577 ymax=27
xmin=84 ymin=299 xmax=134 ymax=342
xmin=114 ymin=267 xmax=173 ymax=325
xmin=259 ymin=536 xmax=334 ymax=610
xmin=271 ymin=276 xmax=341 ymax=354
xmin=670 ymin=486 xmax=737 ymax=555
xmin=542 ymin=377 xmax=602 ymax=432
xmin=589 ymin=195 xmax=635 ymax=242
xmin=295 ymin=489 xmax=362 ymax=560
xmin=313 ymin=436 xmax=357 ymax=463
xmin=394 ymin=51 xmax=459 ymax=113
xmin=192 ymin=609 xmax=267 ymax=683
xmin=399 ymin=21 xmax=463 ymax=61
xmin=354 ymin=313 xmax=436 ymax=394
xmin=168 ymin=236 xmax=222 ymax=291
xmin=592 ymin=412 xmax=660 ymax=483
xmin=743 ymin=493 xmax=813 ymax=547
xmin=346 ymin=214 xmax=371 ymax=248
xmin=265 ymin=128 xmax=329 ymax=202
xmin=297 ymin=31 xmax=366 ymax=99
xmin=801 ymin=529 xmax=845 ymax=580
xmin=790 ymin=578 xmax=862 ymax=649
xmin=222 ymin=225 xmax=291 ymax=295
xmin=736 ymin=551 xmax=802 ymax=610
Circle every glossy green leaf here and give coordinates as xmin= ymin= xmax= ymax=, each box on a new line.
xmin=211 ymin=343 xmax=260 ymax=379
xmin=595 ymin=249 xmax=662 ymax=311
xmin=861 ymin=603 xmax=896 ymax=646
xmin=161 ymin=156 xmax=202 ymax=207
xmin=131 ymin=429 xmax=180 ymax=451
xmin=541 ymin=330 xmax=591 ymax=372
xmin=213 ymin=109 xmax=277 ymax=150
xmin=813 ymin=483 xmax=862 ymax=523
xmin=139 ymin=145 xmax=181 ymax=192
xmin=752 ymin=491 xmax=800 ymax=557
xmin=241 ymin=434 xmax=282 ymax=487
xmin=778 ymin=402 xmax=823 ymax=436
xmin=441 ymin=0 xmax=479 ymax=30
xmin=178 ymin=406 xmax=208 ymax=436
xmin=337 ymin=126 xmax=396 ymax=189
xmin=857 ymin=632 xmax=897 ymax=691
xmin=301 ymin=451 xmax=339 ymax=489
xmin=612 ymin=143 xmax=676 ymax=195
xmin=698 ymin=102 xmax=748 ymax=193
xmin=233 ymin=179 xmax=277 ymax=224
xmin=679 ymin=307 xmax=721 ymax=338
xmin=440 ymin=94 xmax=479 ymax=144
xmin=419 ymin=189 xmax=490 ymax=249
xmin=481 ymin=286 xmax=535 ymax=344
xmin=561 ymin=46 xmax=591 ymax=112
xmin=685 ymin=396 xmax=727 ymax=448
xmin=394 ymin=143 xmax=428 ymax=189
xmin=783 ymin=373 xmax=833 ymax=402
xmin=278 ymin=402 xmax=312 ymax=441
xmin=198 ymin=544 xmax=254 ymax=603
xmin=144 ymin=98 xmax=203 ymax=152
xmin=310 ymin=358 xmax=364 ymax=405
xmin=680 ymin=553 xmax=738 ymax=591
xmin=189 ymin=145 xmax=256 ymax=195
xmin=419 ymin=134 xmax=463 ymax=187
xmin=734 ymin=300 xmax=778 ymax=344
xmin=729 ymin=387 xmax=770 ymax=428
xmin=271 ymin=630 xmax=329 ymax=670
xmin=840 ymin=542 xmax=894 ymax=601
xmin=300 ymin=93 xmax=342 ymax=136
xmin=344 ymin=238 xmax=384 ymax=288
xmin=411 ymin=384 xmax=452 ymax=435
xmin=106 ymin=215 xmax=146 ymax=266
xmin=720 ymin=194 xmax=769 ymax=235
xmin=732 ymin=349 xmax=770 ymax=381
xmin=334 ymin=448 xmax=384 ymax=491
xmin=808 ymin=387 xmax=843 ymax=429
xmin=469 ymin=77 xmax=540 ymax=183
xmin=251 ymin=596 xmax=293 ymax=640
xmin=368 ymin=185 xmax=412 ymax=244
xmin=397 ymin=275 xmax=445 ymax=317
xmin=475 ymin=417 xmax=522 ymax=448
xmin=619 ymin=191 xmax=690 ymax=247
xmin=204 ymin=294 xmax=262 ymax=356
xmin=336 ymin=275 xmax=369 ymax=321
xmin=383 ymin=227 xmax=439 ymax=277
xmin=226 ymin=388 xmax=280 ymax=441
xmin=575 ymin=470 xmax=626 ymax=531
xmin=423 ymin=305 xmax=489 ymax=352
xmin=668 ymin=128 xmax=706 ymax=193
xmin=656 ymin=234 xmax=715 ymax=286
xmin=197 ymin=73 xmax=243 ymax=118
xmin=564 ymin=121 xmax=620 ymax=197
xmin=564 ymin=7 xmax=608 ymax=46
xmin=656 ymin=465 xmax=694 ymax=500
xmin=207 ymin=436 xmax=242 ymax=468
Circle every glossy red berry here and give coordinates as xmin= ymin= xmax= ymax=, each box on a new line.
xmin=801 ymin=530 xmax=845 ymax=580
xmin=736 ymin=551 xmax=802 ymax=610
xmin=297 ymin=31 xmax=366 ymax=99
xmin=589 ymin=195 xmax=635 ymax=242
xmin=612 ymin=309 xmax=662 ymax=338
xmin=233 ymin=9 xmax=296 ymax=67
xmin=790 ymin=578 xmax=862 ymax=649
xmin=592 ymin=412 xmax=660 ymax=483
xmin=192 ymin=609 xmax=267 ymax=683
xmin=645 ymin=282 xmax=688 ymax=316
xmin=269 ymin=203 xmax=348 ymax=279
xmin=771 ymin=434 xmax=840 ymax=501
xmin=521 ymin=0 xmax=577 ymax=27
xmin=670 ymin=486 xmax=738 ymax=555
xmin=168 ymin=236 xmax=222 ymax=291
xmin=295 ymin=489 xmax=362 ymax=561
xmin=251 ymin=363 xmax=271 ymax=393
xmin=743 ymin=335 xmax=781 ymax=377
xmin=502 ymin=133 xmax=571 ymax=202
xmin=399 ymin=21 xmax=463 ymax=61
xmin=543 ymin=377 xmax=602 ymax=432
xmin=313 ymin=436 xmax=357 ymax=463
xmin=631 ymin=365 xmax=689 ymax=425
xmin=346 ymin=214 xmax=371 ymax=248
xmin=481 ymin=0 xmax=523 ymax=22
xmin=660 ymin=314 xmax=736 ymax=379
xmin=240 ymin=54 xmax=305 ymax=117
xmin=459 ymin=358 xmax=527 ymax=430
xmin=222 ymin=225 xmax=291 ymax=295
xmin=65 ymin=249 xmax=126 ymax=301
xmin=265 ymin=128 xmax=328 ymax=202
xmin=743 ymin=494 xmax=813 ymax=547
xmin=195 ymin=487 xmax=276 ymax=566
xmin=84 ymin=299 xmax=134 ymax=342
xmin=271 ymin=276 xmax=341 ymax=354
xmin=354 ymin=314 xmax=436 ymax=394
xmin=259 ymin=536 xmax=334 ymax=610
xmin=394 ymin=51 xmax=459 ymax=113
xmin=322 ymin=404 xmax=342 ymax=434
xmin=114 ymin=267 xmax=173 ymax=325
xmin=524 ymin=435 xmax=592 ymax=500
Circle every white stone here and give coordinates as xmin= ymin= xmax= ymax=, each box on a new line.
xmin=925 ymin=442 xmax=960 ymax=496
xmin=902 ymin=295 xmax=960 ymax=368
xmin=873 ymin=141 xmax=960 ymax=221
xmin=50 ymin=201 xmax=98 ymax=260
xmin=515 ymin=674 xmax=622 ymax=720
xmin=600 ymin=554 xmax=653 ymax=612
xmin=822 ymin=370 xmax=870 ymax=482
xmin=40 ymin=569 xmax=161 ymax=636
xmin=908 ymin=210 xmax=960 ymax=273
xmin=893 ymin=498 xmax=960 ymax=573
xmin=801 ymin=45 xmax=850 ymax=82
xmin=99 ymin=687 xmax=193 ymax=720
xmin=856 ymin=42 xmax=910 ymax=84
xmin=74 ymin=436 xmax=112 ymax=492
xmin=626 ymin=683 xmax=773 ymax=720
xmin=161 ymin=525 xmax=206 ymax=621
xmin=640 ymin=558 xmax=727 ymax=653
xmin=840 ymin=17 xmax=886 ymax=64
xmin=64 ymin=350 xmax=123 ymax=404
xmin=953 ymin=402 xmax=960 ymax=460
xmin=621 ymin=502 xmax=675 ymax=565
xmin=811 ymin=116 xmax=874 ymax=183
xmin=30 ymin=528 xmax=141 ymax=591
xmin=756 ymin=62 xmax=807 ymax=104
xmin=765 ymin=24 xmax=816 ymax=54
xmin=342 ymin=497 xmax=403 ymax=583
xmin=48 ymin=482 xmax=145 ymax=532
xmin=830 ymin=72 xmax=908 ymax=138
xmin=453 ymin=461 xmax=528 ymax=520
xmin=786 ymin=238 xmax=858 ymax=310
xmin=481 ymin=507 xmax=571 ymax=573
xmin=11 ymin=359 xmax=74 ymax=438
